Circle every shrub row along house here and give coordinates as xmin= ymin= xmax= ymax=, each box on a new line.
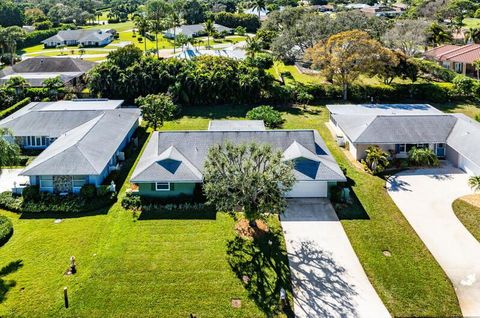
xmin=0 ymin=99 xmax=140 ymax=193
xmin=0 ymin=57 xmax=96 ymax=87
xmin=42 ymin=29 xmax=116 ymax=48
xmin=130 ymin=120 xmax=346 ymax=199
xmin=328 ymin=104 xmax=480 ymax=175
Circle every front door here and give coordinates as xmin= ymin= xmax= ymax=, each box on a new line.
xmin=435 ymin=143 xmax=445 ymax=158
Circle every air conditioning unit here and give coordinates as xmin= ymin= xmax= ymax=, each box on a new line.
xmin=117 ymin=152 xmax=125 ymax=161
xmin=336 ymin=135 xmax=345 ymax=147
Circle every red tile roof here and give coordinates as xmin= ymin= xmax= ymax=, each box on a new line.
xmin=425 ymin=44 xmax=480 ymax=64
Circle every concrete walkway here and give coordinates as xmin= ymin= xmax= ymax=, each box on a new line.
xmin=281 ymin=198 xmax=390 ymax=318
xmin=387 ymin=166 xmax=480 ymax=317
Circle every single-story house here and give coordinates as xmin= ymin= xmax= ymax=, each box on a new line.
xmin=327 ymin=104 xmax=480 ymax=175
xmin=360 ymin=5 xmax=403 ymax=17
xmin=174 ymin=46 xmax=247 ymax=60
xmin=42 ymin=29 xmax=115 ymax=48
xmin=424 ymin=44 xmax=480 ymax=77
xmin=130 ymin=120 xmax=346 ymax=199
xmin=164 ymin=24 xmax=233 ymax=39
xmin=0 ymin=57 xmax=96 ymax=87
xmin=0 ymin=99 xmax=140 ymax=193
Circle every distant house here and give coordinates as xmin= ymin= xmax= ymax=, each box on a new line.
xmin=164 ymin=24 xmax=233 ymax=39
xmin=41 ymin=29 xmax=115 ymax=48
xmin=424 ymin=44 xmax=480 ymax=77
xmin=0 ymin=99 xmax=140 ymax=193
xmin=327 ymin=103 xmax=480 ymax=176
xmin=174 ymin=46 xmax=246 ymax=60
xmin=130 ymin=120 xmax=346 ymax=199
xmin=360 ymin=5 xmax=402 ymax=17
xmin=0 ymin=57 xmax=96 ymax=87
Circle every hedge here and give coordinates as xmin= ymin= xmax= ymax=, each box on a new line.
xmin=0 ymin=215 xmax=13 ymax=247
xmin=411 ymin=58 xmax=458 ymax=82
xmin=0 ymin=97 xmax=30 ymax=119
xmin=213 ymin=12 xmax=261 ymax=33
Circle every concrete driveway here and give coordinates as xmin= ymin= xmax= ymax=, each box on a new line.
xmin=281 ymin=198 xmax=390 ymax=318
xmin=387 ymin=166 xmax=480 ymax=317
xmin=0 ymin=169 xmax=28 ymax=193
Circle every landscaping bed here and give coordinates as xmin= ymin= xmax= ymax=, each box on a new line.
xmin=453 ymin=195 xmax=480 ymax=242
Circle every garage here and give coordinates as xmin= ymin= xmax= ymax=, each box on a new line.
xmin=285 ymin=181 xmax=328 ymax=198
xmin=458 ymin=155 xmax=480 ymax=176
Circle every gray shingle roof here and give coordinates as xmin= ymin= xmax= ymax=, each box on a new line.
xmin=0 ymin=57 xmax=95 ymax=86
xmin=448 ymin=114 xmax=480 ymax=168
xmin=42 ymin=29 xmax=112 ymax=44
xmin=131 ymin=129 xmax=346 ymax=183
xmin=21 ymin=108 xmax=140 ymax=176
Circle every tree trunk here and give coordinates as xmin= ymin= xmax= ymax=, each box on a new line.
xmin=155 ymin=31 xmax=159 ymax=58
xmin=173 ymin=28 xmax=176 ymax=54
xmin=343 ymin=83 xmax=348 ymax=101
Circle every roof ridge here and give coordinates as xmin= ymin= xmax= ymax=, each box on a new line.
xmin=75 ymin=144 xmax=102 ymax=174
xmin=443 ymin=44 xmax=480 ymax=60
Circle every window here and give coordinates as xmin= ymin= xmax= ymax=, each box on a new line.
xmin=39 ymin=176 xmax=53 ymax=188
xmin=72 ymin=175 xmax=87 ymax=188
xmin=437 ymin=143 xmax=445 ymax=149
xmin=398 ymin=144 xmax=406 ymax=153
xmin=454 ymin=63 xmax=463 ymax=73
xmin=155 ymin=182 xmax=170 ymax=191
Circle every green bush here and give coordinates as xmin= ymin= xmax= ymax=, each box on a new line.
xmin=408 ymin=147 xmax=440 ymax=167
xmin=121 ymin=192 xmax=142 ymax=210
xmin=0 ymin=97 xmax=30 ymax=119
xmin=245 ymin=53 xmax=274 ymax=69
xmin=410 ymin=58 xmax=458 ymax=82
xmin=80 ymin=184 xmax=97 ymax=199
xmin=0 ymin=191 xmax=114 ymax=213
xmin=213 ymin=12 xmax=260 ymax=33
xmin=0 ymin=215 xmax=13 ymax=247
xmin=22 ymin=185 xmax=40 ymax=202
xmin=453 ymin=75 xmax=475 ymax=97
xmin=246 ymin=105 xmax=285 ymax=128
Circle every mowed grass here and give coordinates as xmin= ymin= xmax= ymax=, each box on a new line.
xmin=434 ymin=101 xmax=480 ymax=119
xmin=453 ymin=197 xmax=480 ymax=242
xmin=0 ymin=129 xmax=284 ymax=317
xmin=164 ymin=104 xmax=461 ymax=317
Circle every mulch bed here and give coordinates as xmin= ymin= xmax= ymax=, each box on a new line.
xmin=235 ymin=219 xmax=269 ymax=239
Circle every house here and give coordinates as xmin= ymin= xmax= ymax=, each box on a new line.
xmin=130 ymin=120 xmax=346 ymax=199
xmin=424 ymin=44 xmax=480 ymax=77
xmin=360 ymin=5 xmax=403 ymax=17
xmin=327 ymin=104 xmax=480 ymax=175
xmin=173 ymin=46 xmax=247 ymax=60
xmin=0 ymin=57 xmax=96 ymax=87
xmin=0 ymin=99 xmax=140 ymax=193
xmin=41 ymin=29 xmax=115 ymax=48
xmin=164 ymin=24 xmax=233 ymax=39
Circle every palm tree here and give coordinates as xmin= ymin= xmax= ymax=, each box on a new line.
xmin=146 ymin=0 xmax=171 ymax=58
xmin=0 ymin=128 xmax=20 ymax=170
xmin=428 ymin=23 xmax=452 ymax=47
xmin=96 ymin=11 xmax=102 ymax=25
xmin=134 ymin=15 xmax=150 ymax=54
xmin=175 ymin=34 xmax=189 ymax=52
xmin=204 ymin=19 xmax=216 ymax=49
xmin=465 ymin=27 xmax=480 ymax=44
xmin=364 ymin=145 xmax=389 ymax=174
xmin=245 ymin=36 xmax=262 ymax=58
xmin=473 ymin=59 xmax=480 ymax=80
xmin=43 ymin=76 xmax=65 ymax=100
xmin=4 ymin=26 xmax=26 ymax=66
xmin=250 ymin=0 xmax=266 ymax=19
xmin=167 ymin=11 xmax=185 ymax=54
xmin=5 ymin=76 xmax=30 ymax=96
xmin=468 ymin=176 xmax=480 ymax=192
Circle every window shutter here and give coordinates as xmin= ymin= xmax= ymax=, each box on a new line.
xmin=170 ymin=183 xmax=174 ymax=191
xmin=151 ymin=183 xmax=156 ymax=191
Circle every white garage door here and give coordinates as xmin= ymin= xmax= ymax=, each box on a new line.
xmin=458 ymin=155 xmax=480 ymax=176
xmin=285 ymin=181 xmax=328 ymax=198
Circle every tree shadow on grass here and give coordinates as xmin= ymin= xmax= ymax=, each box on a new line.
xmin=226 ymin=228 xmax=294 ymax=317
xmin=287 ymin=240 xmax=358 ymax=318
xmin=0 ymin=260 xmax=23 ymax=304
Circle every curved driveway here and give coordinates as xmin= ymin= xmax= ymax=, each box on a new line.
xmin=387 ymin=166 xmax=480 ymax=317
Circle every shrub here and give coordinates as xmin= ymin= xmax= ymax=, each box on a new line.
xmin=22 ymin=185 xmax=40 ymax=202
xmin=0 ymin=215 xmax=13 ymax=247
xmin=213 ymin=12 xmax=260 ymax=33
xmin=34 ymin=20 xmax=53 ymax=30
xmin=410 ymin=58 xmax=458 ymax=82
xmin=245 ymin=53 xmax=274 ymax=69
xmin=246 ymin=105 xmax=284 ymax=128
xmin=362 ymin=145 xmax=390 ymax=175
xmin=121 ymin=192 xmax=142 ymax=210
xmin=0 ymin=97 xmax=30 ymax=119
xmin=80 ymin=184 xmax=97 ymax=199
xmin=408 ymin=147 xmax=440 ymax=167
xmin=475 ymin=114 xmax=480 ymax=122
xmin=453 ymin=75 xmax=475 ymax=97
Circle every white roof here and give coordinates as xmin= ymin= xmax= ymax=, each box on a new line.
xmin=39 ymin=99 xmax=124 ymax=111
xmin=1 ymin=72 xmax=82 ymax=80
xmin=327 ymin=104 xmax=443 ymax=116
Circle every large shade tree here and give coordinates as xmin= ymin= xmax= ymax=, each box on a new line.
xmin=382 ymin=19 xmax=429 ymax=57
xmin=203 ymin=142 xmax=295 ymax=227
xmin=135 ymin=93 xmax=177 ymax=130
xmin=305 ymin=30 xmax=396 ymax=100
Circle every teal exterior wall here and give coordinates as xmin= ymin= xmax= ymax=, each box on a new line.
xmin=137 ymin=182 xmax=197 ymax=198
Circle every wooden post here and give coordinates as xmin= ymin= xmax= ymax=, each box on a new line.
xmin=64 ymin=287 xmax=69 ymax=308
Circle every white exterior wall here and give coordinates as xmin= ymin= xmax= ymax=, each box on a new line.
xmin=458 ymin=155 xmax=480 ymax=176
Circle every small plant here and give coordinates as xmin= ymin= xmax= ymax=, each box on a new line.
xmin=22 ymin=185 xmax=40 ymax=202
xmin=80 ymin=184 xmax=97 ymax=199
xmin=408 ymin=147 xmax=439 ymax=167
xmin=475 ymin=113 xmax=480 ymax=122
xmin=246 ymin=105 xmax=284 ymax=128
xmin=468 ymin=176 xmax=480 ymax=192
xmin=121 ymin=192 xmax=142 ymax=210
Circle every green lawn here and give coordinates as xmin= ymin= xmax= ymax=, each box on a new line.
xmin=453 ymin=197 xmax=480 ymax=242
xmin=0 ymin=127 xmax=291 ymax=317
xmin=164 ymin=104 xmax=461 ymax=317
xmin=464 ymin=18 xmax=480 ymax=28
xmin=433 ymin=101 xmax=480 ymax=119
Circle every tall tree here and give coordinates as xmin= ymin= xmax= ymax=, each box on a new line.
xmin=245 ymin=36 xmax=262 ymax=58
xmin=306 ymin=30 xmax=396 ymax=100
xmin=427 ymin=22 xmax=452 ymax=47
xmin=4 ymin=26 xmax=26 ymax=66
xmin=146 ymin=0 xmax=171 ymax=58
xmin=203 ymin=142 xmax=295 ymax=227
xmin=135 ymin=93 xmax=177 ymax=130
xmin=43 ymin=76 xmax=65 ymax=100
xmin=134 ymin=15 xmax=150 ymax=53
xmin=5 ymin=76 xmax=29 ymax=96
xmin=0 ymin=128 xmax=20 ymax=170
xmin=167 ymin=11 xmax=185 ymax=54
xmin=203 ymin=19 xmax=216 ymax=49
xmin=250 ymin=0 xmax=266 ymax=19
xmin=382 ymin=19 xmax=429 ymax=57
